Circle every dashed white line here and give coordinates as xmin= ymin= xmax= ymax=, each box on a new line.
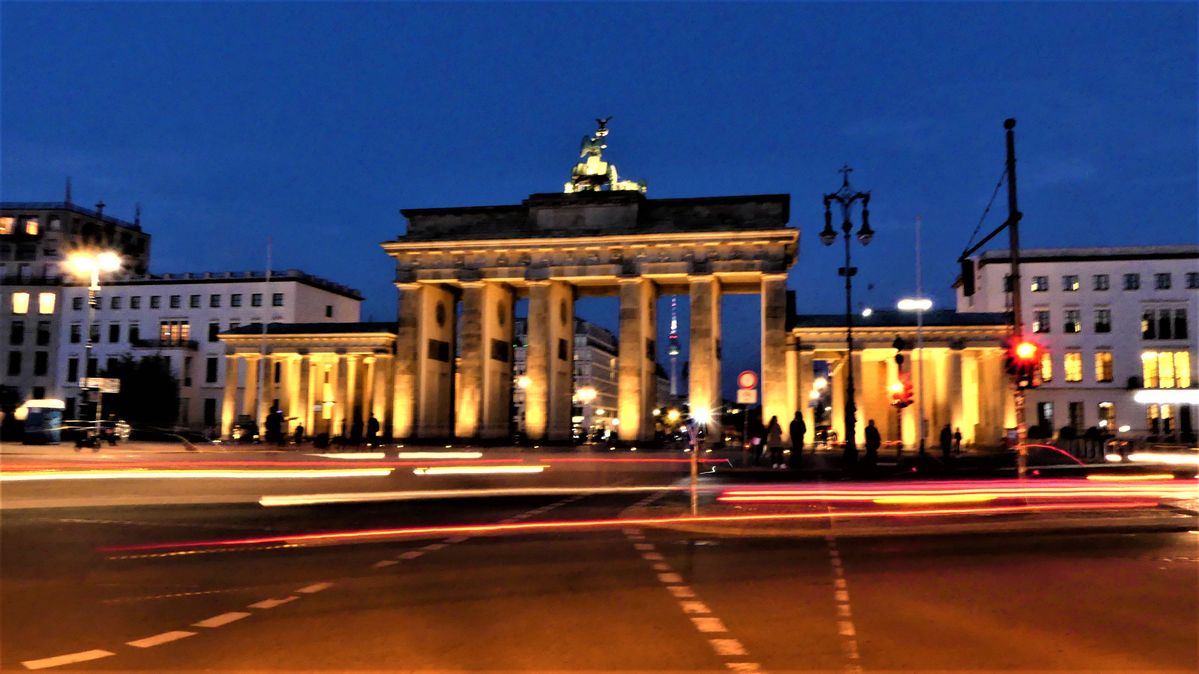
xmin=691 ymin=616 xmax=728 ymax=633
xmin=727 ymin=663 xmax=763 ymax=672
xmin=652 ymin=562 xmax=672 ymax=571
xmin=192 ymin=611 xmax=250 ymax=628
xmin=296 ymin=582 xmax=333 ymax=594
xmin=710 ymin=638 xmax=748 ymax=656
xmin=249 ymin=596 xmax=298 ymax=609
xmin=398 ymin=550 xmax=424 ymax=560
xmin=372 ymin=560 xmax=398 ymax=568
xmin=422 ymin=542 xmax=447 ymax=552
xmin=666 ymin=585 xmax=696 ymax=598
xmin=641 ymin=551 xmax=665 ymax=560
xmin=445 ymin=535 xmax=469 ymax=544
xmin=657 ymin=572 xmax=684 ymax=584
xmin=126 ymin=630 xmax=196 ymax=648
xmin=680 ymin=600 xmax=711 ymax=614
xmin=22 ymin=649 xmax=115 ymax=670
xmin=634 ymin=542 xmax=655 ymax=551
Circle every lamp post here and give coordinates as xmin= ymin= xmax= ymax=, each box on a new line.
xmin=820 ymin=165 xmax=874 ymax=465
xmin=898 ymin=297 xmax=933 ymax=454
xmin=66 ymin=248 xmax=122 ymax=440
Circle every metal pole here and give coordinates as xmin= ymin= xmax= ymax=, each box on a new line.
xmin=843 ymin=229 xmax=857 ymax=459
xmin=916 ymin=216 xmax=926 ymax=456
xmin=1004 ymin=119 xmax=1027 ymax=478
xmin=255 ymin=240 xmax=272 ymax=431
xmin=690 ymin=434 xmax=699 ymax=515
xmin=87 ymin=269 xmax=100 ymax=440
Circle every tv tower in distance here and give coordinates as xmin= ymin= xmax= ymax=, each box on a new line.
xmin=668 ymin=296 xmax=681 ymax=398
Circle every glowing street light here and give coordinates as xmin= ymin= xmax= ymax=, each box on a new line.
xmin=516 ymin=375 xmax=531 ymax=389
xmin=666 ymin=408 xmax=681 ymax=423
xmin=65 ymin=247 xmax=122 ymax=441
xmin=575 ymin=386 xmax=598 ymax=404
xmin=898 ymin=296 xmax=933 ymax=454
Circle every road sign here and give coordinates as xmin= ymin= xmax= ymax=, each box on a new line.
xmin=737 ymin=370 xmax=758 ymax=390
xmin=82 ymin=377 xmax=120 ymax=393
xmin=736 ymin=389 xmax=758 ymax=404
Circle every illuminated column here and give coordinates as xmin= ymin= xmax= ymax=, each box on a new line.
xmin=242 ymin=355 xmax=259 ymax=418
xmin=393 ymin=283 xmax=421 ymax=438
xmin=948 ymin=344 xmax=965 ymax=441
xmin=527 ymin=280 xmax=575 ymax=441
xmin=221 ymin=354 xmax=239 ymax=438
xmin=417 ymin=285 xmax=455 ymax=438
xmin=347 ymin=354 xmax=362 ymax=431
xmin=298 ymin=353 xmax=312 ymax=435
xmin=480 ymin=284 xmax=515 ymax=438
xmin=373 ymin=353 xmax=392 ymax=436
xmin=259 ymin=355 xmax=277 ymax=425
xmin=363 ymin=355 xmax=376 ymax=431
xmin=333 ymin=352 xmax=349 ymax=437
xmin=797 ymin=347 xmax=815 ymax=444
xmin=886 ymin=354 xmax=901 ymax=440
xmin=760 ymin=274 xmax=790 ymax=440
xmin=688 ymin=276 xmax=721 ymax=427
xmin=849 ymin=350 xmax=864 ymax=446
xmin=830 ymin=357 xmax=845 ymax=441
xmin=618 ymin=278 xmax=657 ymax=443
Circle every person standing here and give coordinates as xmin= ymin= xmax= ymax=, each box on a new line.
xmin=940 ymin=424 xmax=953 ymax=459
xmin=766 ymin=416 xmax=784 ymax=469
xmin=366 ymin=413 xmax=380 ymax=447
xmin=864 ymin=419 xmax=881 ymax=464
xmin=953 ymin=427 xmax=963 ymax=455
xmin=789 ymin=411 xmax=806 ymax=460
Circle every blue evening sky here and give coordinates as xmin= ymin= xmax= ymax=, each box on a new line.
xmin=3 ymin=2 xmax=1195 ymax=396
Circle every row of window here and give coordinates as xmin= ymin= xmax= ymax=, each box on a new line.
xmin=1030 ymin=307 xmax=1187 ymax=339
xmin=70 ymin=291 xmax=285 ymax=312
xmin=1037 ymin=350 xmax=1192 ymax=388
xmin=5 ymin=351 xmax=49 ymax=377
xmin=1030 ymin=272 xmax=1198 ymax=293
xmin=7 ymin=320 xmax=53 ymax=346
xmin=9 ymin=292 xmax=56 ymax=315
xmin=0 ymin=216 xmax=42 ymax=236
xmin=64 ymin=319 xmax=276 ymax=346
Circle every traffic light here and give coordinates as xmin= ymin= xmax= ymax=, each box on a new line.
xmin=1004 ymin=336 xmax=1043 ymax=389
xmin=889 ymin=377 xmax=914 ymax=408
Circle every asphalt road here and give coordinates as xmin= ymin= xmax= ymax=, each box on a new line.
xmin=3 ymin=483 xmax=1197 ymax=673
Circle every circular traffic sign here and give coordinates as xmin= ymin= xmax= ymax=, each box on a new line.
xmin=737 ymin=370 xmax=758 ymax=389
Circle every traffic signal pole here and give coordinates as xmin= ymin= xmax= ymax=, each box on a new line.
xmin=1003 ymin=118 xmax=1028 ymax=478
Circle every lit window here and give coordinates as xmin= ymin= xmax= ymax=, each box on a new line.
xmin=1064 ymin=352 xmax=1083 ymax=382
xmin=1092 ymin=274 xmax=1109 ymax=291
xmin=24 ymin=218 xmax=39 ymax=235
xmin=1094 ymin=308 xmax=1111 ymax=333
xmin=32 ymin=294 xmax=55 ymax=318
xmin=1031 ymin=276 xmax=1049 ymax=292
xmin=0 ymin=217 xmax=14 ymax=235
xmin=1063 ymin=309 xmax=1081 ymax=334
xmin=1062 ymin=275 xmax=1079 ymax=292
xmin=11 ymin=292 xmax=30 ymax=314
xmin=1123 ymin=273 xmax=1140 ymax=291
xmin=1154 ymin=273 xmax=1171 ymax=290
xmin=159 ymin=320 xmax=191 ymax=346
xmin=1094 ymin=351 xmax=1113 ymax=383
xmin=1032 ymin=309 xmax=1050 ymax=333
xmin=1040 ymin=353 xmax=1053 ymax=383
xmin=1142 ymin=351 xmax=1192 ymax=389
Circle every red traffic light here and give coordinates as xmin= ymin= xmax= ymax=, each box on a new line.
xmin=1004 ymin=336 xmax=1045 ymax=389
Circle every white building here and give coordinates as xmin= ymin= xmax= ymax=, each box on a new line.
xmin=958 ymin=246 xmax=1198 ymax=440
xmin=55 ymin=270 xmax=361 ymax=434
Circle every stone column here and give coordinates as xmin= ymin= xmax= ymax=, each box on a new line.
xmin=526 ymin=280 xmax=574 ymax=442
xmin=347 ymin=354 xmax=362 ymax=432
xmin=848 ymin=351 xmax=863 ymax=447
xmin=242 ymin=355 xmax=259 ymax=418
xmin=830 ymin=357 xmax=845 ymax=442
xmin=393 ymin=283 xmax=421 ymax=439
xmin=259 ymin=355 xmax=277 ymax=425
xmin=298 ymin=353 xmax=312 ymax=435
xmin=797 ymin=347 xmax=815 ymax=446
xmin=373 ymin=353 xmax=392 ymax=437
xmin=333 ymin=353 xmax=349 ymax=437
xmin=948 ymin=345 xmax=965 ymax=442
xmin=221 ymin=354 xmax=239 ymax=438
xmin=688 ymin=276 xmax=721 ymax=428
xmin=886 ymin=355 xmax=901 ymax=441
xmin=761 ymin=274 xmax=790 ymax=440
xmin=618 ymin=278 xmax=657 ymax=443
xmin=417 ymin=285 xmax=455 ymax=438
xmin=481 ymin=285 xmax=515 ymax=438
xmin=363 ymin=355 xmax=376 ymax=431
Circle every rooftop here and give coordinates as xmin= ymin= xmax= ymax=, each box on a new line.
xmin=93 ymin=269 xmax=362 ymax=300
xmin=793 ymin=309 xmax=1008 ymax=329
xmin=978 ymin=245 xmax=1197 ymax=265
xmin=222 ymin=321 xmax=397 ymax=336
xmin=0 ymin=201 xmax=143 ymax=232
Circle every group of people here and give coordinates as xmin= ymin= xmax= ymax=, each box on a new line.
xmin=747 ymin=412 xmax=966 ymax=467
xmin=260 ymin=408 xmax=383 ymax=448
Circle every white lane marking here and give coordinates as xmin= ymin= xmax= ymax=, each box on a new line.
xmin=680 ymin=600 xmax=711 ymax=614
xmin=710 ymin=638 xmax=748 ymax=656
xmin=634 ymin=542 xmax=655 ymax=551
xmin=667 ymin=585 xmax=696 ymax=598
xmin=823 ymin=531 xmax=862 ymax=670
xmin=658 ymin=572 xmax=684 ymax=584
xmin=622 ymin=528 xmax=640 ymax=536
xmin=127 ymin=631 xmax=196 ymax=648
xmin=422 ymin=543 xmax=446 ymax=551
xmin=249 ymin=596 xmax=298 ymax=609
xmin=398 ymin=551 xmax=424 ymax=560
xmin=837 ymin=604 xmax=852 ymax=617
xmin=652 ymin=562 xmax=672 ymax=571
xmin=296 ymin=582 xmax=333 ymax=594
xmin=835 ymin=589 xmax=849 ymax=602
xmin=833 ymin=578 xmax=847 ymax=590
xmin=22 ymin=649 xmax=115 ymax=670
xmin=691 ymin=616 xmax=728 ymax=633
xmin=642 ymin=551 xmax=665 ymax=561
xmin=192 ymin=611 xmax=250 ymax=628
xmin=445 ymin=536 xmax=468 ymax=544
xmin=838 ymin=620 xmax=856 ymax=637
xmin=727 ymin=663 xmax=762 ymax=672
xmin=373 ymin=560 xmax=398 ymax=568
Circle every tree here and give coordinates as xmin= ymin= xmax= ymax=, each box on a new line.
xmin=101 ymin=355 xmax=180 ymax=428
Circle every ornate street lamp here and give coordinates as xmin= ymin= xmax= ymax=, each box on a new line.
xmin=65 ymin=246 xmax=122 ymax=440
xmin=820 ymin=165 xmax=873 ymax=464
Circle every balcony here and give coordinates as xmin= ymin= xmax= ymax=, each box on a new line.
xmin=131 ymin=338 xmax=199 ymax=350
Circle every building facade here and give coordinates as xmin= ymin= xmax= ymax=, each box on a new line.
xmin=958 ymin=246 xmax=1198 ymax=439
xmin=1 ymin=202 xmax=150 ymax=407
xmin=54 ymin=271 xmax=361 ymax=433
